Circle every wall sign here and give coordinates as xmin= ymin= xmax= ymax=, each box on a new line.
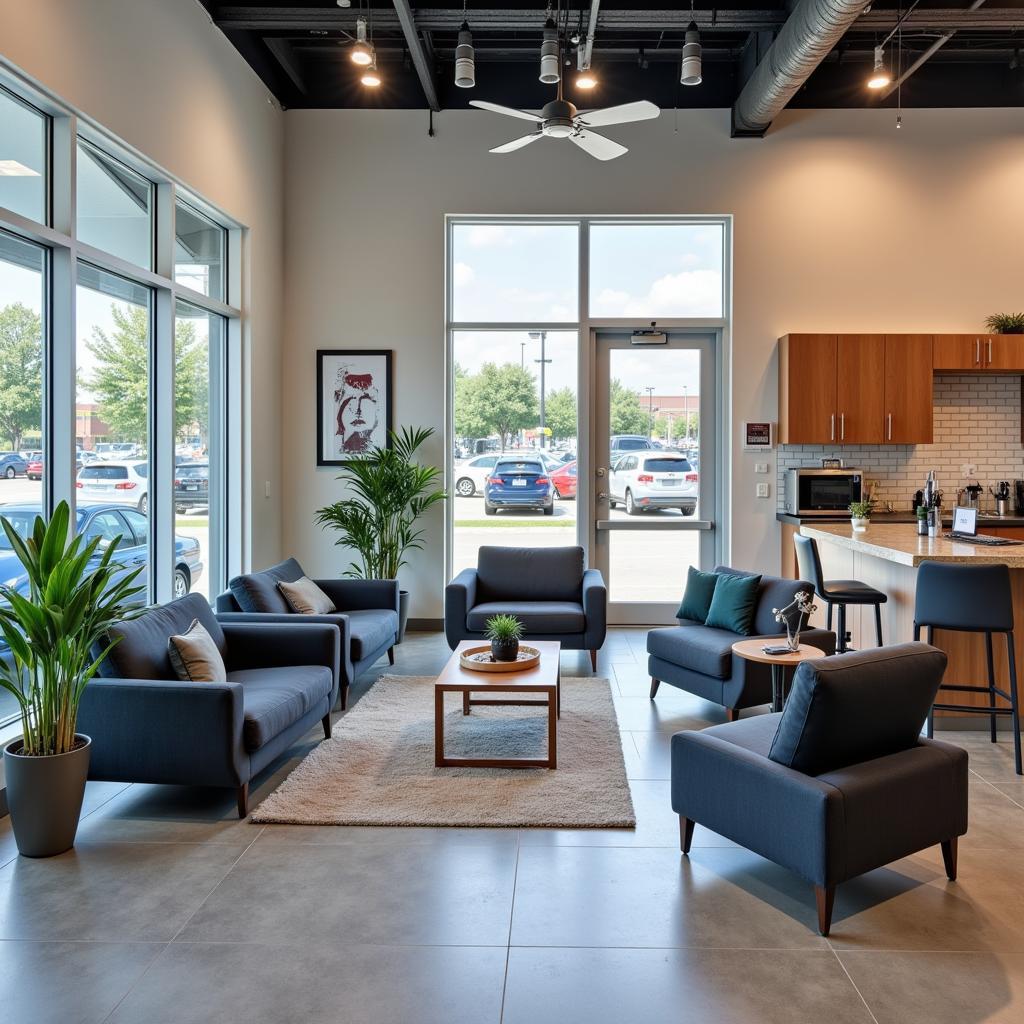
xmin=742 ymin=421 xmax=774 ymax=451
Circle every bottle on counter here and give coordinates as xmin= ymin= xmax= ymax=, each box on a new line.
xmin=928 ymin=506 xmax=939 ymax=538
xmin=916 ymin=505 xmax=928 ymax=536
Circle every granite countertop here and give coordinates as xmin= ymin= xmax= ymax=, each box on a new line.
xmin=799 ymin=522 xmax=1024 ymax=568
xmin=777 ymin=510 xmax=1024 ymax=528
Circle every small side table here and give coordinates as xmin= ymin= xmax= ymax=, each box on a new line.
xmin=731 ymin=640 xmax=825 ymax=713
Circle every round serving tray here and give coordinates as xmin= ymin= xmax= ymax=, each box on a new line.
xmin=459 ymin=645 xmax=542 ymax=673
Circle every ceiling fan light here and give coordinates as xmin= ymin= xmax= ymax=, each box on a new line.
xmin=539 ymin=21 xmax=560 ymax=84
xmin=455 ymin=22 xmax=476 ymax=88
xmin=351 ymin=17 xmax=373 ymax=65
xmin=867 ymin=45 xmax=891 ymax=89
xmin=680 ymin=22 xmax=702 ymax=86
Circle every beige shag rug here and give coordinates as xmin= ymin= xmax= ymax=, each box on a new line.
xmin=252 ymin=674 xmax=636 ymax=828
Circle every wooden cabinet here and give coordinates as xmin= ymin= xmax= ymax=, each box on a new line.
xmin=987 ymin=335 xmax=1024 ymax=370
xmin=778 ymin=334 xmax=837 ymax=444
xmin=836 ymin=335 xmax=885 ymax=443
xmin=933 ymin=333 xmax=1024 ymax=371
xmin=884 ymin=334 xmax=933 ymax=443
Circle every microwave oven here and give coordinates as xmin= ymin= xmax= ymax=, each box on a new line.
xmin=784 ymin=468 xmax=864 ymax=516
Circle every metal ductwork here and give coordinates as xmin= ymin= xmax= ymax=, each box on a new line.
xmin=732 ymin=0 xmax=868 ymax=137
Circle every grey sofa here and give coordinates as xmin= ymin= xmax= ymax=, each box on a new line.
xmin=445 ymin=546 xmax=607 ymax=669
xmin=215 ymin=557 xmax=399 ymax=709
xmin=672 ymin=643 xmax=969 ymax=935
xmin=78 ymin=593 xmax=340 ymax=817
xmin=648 ymin=566 xmax=836 ymax=717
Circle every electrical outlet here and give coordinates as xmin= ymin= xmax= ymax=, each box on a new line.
xmin=754 ymin=462 xmax=769 ymax=474
xmin=961 ymin=463 xmax=977 ymax=478
xmin=756 ymin=482 xmax=770 ymax=499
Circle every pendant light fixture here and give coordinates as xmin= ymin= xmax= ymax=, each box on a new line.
xmin=361 ymin=59 xmax=382 ymax=87
xmin=680 ymin=1 xmax=702 ymax=86
xmin=351 ymin=16 xmax=373 ymax=66
xmin=866 ymin=45 xmax=891 ymax=89
xmin=540 ymin=16 xmax=560 ymax=84
xmin=455 ymin=0 xmax=475 ymax=88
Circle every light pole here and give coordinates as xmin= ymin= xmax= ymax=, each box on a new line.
xmin=683 ymin=384 xmax=689 ymax=444
xmin=529 ymin=330 xmax=551 ymax=449
xmin=520 ymin=342 xmax=525 ymax=369
xmin=644 ymin=386 xmax=656 ymax=438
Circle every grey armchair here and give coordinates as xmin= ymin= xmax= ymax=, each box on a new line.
xmin=445 ymin=546 xmax=607 ymax=669
xmin=215 ymin=557 xmax=399 ymax=709
xmin=78 ymin=593 xmax=340 ymax=817
xmin=671 ymin=643 xmax=968 ymax=935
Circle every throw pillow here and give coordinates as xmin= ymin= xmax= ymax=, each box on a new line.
xmin=675 ymin=566 xmax=719 ymax=622
xmin=704 ymin=571 xmax=762 ymax=635
xmin=278 ymin=576 xmax=336 ymax=615
xmin=167 ymin=618 xmax=227 ymax=683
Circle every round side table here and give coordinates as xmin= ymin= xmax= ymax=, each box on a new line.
xmin=731 ymin=640 xmax=825 ymax=713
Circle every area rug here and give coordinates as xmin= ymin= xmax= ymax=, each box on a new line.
xmin=251 ymin=674 xmax=636 ymax=828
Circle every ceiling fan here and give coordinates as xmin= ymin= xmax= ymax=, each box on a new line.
xmin=469 ymin=95 xmax=660 ymax=161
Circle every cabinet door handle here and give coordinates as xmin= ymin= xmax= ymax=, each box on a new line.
xmin=988 ymin=338 xmax=993 ymax=364
xmin=830 ymin=413 xmax=835 ymax=441
xmin=976 ymin=338 xmax=981 ymax=364
xmin=887 ymin=412 xmax=892 ymax=441
xmin=840 ymin=413 xmax=845 ymax=441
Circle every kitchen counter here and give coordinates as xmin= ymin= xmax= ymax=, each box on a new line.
xmin=777 ymin=510 xmax=1024 ymax=527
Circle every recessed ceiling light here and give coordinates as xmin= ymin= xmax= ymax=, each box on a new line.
xmin=0 ymin=160 xmax=40 ymax=177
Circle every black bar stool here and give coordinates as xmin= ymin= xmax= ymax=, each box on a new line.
xmin=794 ymin=534 xmax=887 ymax=653
xmin=913 ymin=561 xmax=1022 ymax=775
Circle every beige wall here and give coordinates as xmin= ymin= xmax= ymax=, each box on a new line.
xmin=282 ymin=106 xmax=1024 ymax=617
xmin=0 ymin=0 xmax=285 ymax=568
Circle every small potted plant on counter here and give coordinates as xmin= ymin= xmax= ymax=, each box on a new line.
xmin=984 ymin=313 xmax=1024 ymax=335
xmin=485 ymin=614 xmax=523 ymax=662
xmin=849 ymin=499 xmax=874 ymax=532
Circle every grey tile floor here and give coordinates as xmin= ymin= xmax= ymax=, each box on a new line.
xmin=3 ymin=628 xmax=1024 ymax=1023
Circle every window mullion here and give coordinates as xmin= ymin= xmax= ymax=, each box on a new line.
xmin=151 ymin=285 xmax=175 ymax=605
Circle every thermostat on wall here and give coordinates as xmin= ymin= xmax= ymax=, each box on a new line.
xmin=742 ymin=422 xmax=774 ymax=451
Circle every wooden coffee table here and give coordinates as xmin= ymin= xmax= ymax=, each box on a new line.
xmin=434 ymin=640 xmax=561 ymax=769
xmin=731 ymin=640 xmax=825 ymax=713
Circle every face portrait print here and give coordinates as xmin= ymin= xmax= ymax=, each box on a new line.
xmin=335 ymin=367 xmax=380 ymax=455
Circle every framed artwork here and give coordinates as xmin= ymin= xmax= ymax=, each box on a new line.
xmin=316 ymin=349 xmax=393 ymax=466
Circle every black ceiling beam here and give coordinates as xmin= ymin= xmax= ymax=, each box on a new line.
xmin=391 ymin=0 xmax=441 ymax=110
xmin=264 ymin=37 xmax=308 ymax=94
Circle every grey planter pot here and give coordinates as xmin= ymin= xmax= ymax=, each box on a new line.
xmin=491 ymin=638 xmax=520 ymax=662
xmin=3 ymin=735 xmax=91 ymax=858
xmin=397 ymin=589 xmax=410 ymax=644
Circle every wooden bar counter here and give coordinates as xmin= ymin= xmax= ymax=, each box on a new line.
xmin=799 ymin=522 xmax=1024 ymax=713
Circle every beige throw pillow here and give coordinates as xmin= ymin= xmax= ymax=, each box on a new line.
xmin=167 ymin=619 xmax=227 ymax=683
xmin=278 ymin=576 xmax=336 ymax=615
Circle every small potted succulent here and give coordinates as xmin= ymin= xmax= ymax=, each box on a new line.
xmin=984 ymin=313 xmax=1024 ymax=335
xmin=849 ymin=499 xmax=874 ymax=531
xmin=485 ymin=613 xmax=523 ymax=662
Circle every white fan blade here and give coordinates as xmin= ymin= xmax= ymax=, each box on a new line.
xmin=470 ymin=99 xmax=541 ymax=123
xmin=490 ymin=133 xmax=543 ymax=154
xmin=569 ymin=130 xmax=627 ymax=161
xmin=577 ymin=100 xmax=660 ymax=128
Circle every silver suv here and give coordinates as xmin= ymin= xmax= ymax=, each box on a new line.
xmin=609 ymin=452 xmax=698 ymax=516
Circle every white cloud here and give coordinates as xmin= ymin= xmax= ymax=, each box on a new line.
xmin=593 ymin=270 xmax=722 ymax=318
xmin=453 ymin=261 xmax=475 ymax=287
xmin=466 ymin=225 xmax=514 ymax=248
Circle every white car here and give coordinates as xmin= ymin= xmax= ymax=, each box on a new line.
xmin=76 ymin=460 xmax=149 ymax=513
xmin=609 ymin=452 xmax=698 ymax=516
xmin=454 ymin=451 xmax=562 ymax=497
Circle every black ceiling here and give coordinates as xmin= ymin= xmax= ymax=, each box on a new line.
xmin=201 ymin=0 xmax=1024 ymax=111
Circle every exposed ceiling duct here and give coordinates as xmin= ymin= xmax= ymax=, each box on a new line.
xmin=731 ymin=0 xmax=869 ymax=137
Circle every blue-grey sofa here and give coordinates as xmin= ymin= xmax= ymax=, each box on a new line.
xmin=445 ymin=546 xmax=607 ymax=670
xmin=648 ymin=566 xmax=836 ymax=718
xmin=78 ymin=593 xmax=340 ymax=817
xmin=671 ymin=643 xmax=968 ymax=935
xmin=215 ymin=558 xmax=399 ymax=709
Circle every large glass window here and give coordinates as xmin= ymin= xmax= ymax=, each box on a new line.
xmin=175 ymin=301 xmax=225 ymax=601
xmin=76 ymin=265 xmax=152 ymax=586
xmin=175 ymin=200 xmax=226 ymax=302
xmin=0 ymin=88 xmax=47 ymax=223
xmin=76 ymin=141 xmax=153 ymax=269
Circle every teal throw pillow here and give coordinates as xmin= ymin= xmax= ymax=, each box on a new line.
xmin=676 ymin=566 xmax=719 ymax=622
xmin=704 ymin=572 xmax=762 ymax=635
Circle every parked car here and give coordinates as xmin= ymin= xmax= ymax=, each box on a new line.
xmin=484 ymin=456 xmax=554 ymax=515
xmin=0 ymin=453 xmax=28 ymax=479
xmin=76 ymin=460 xmax=149 ymax=513
xmin=610 ymin=435 xmax=654 ymax=462
xmin=19 ymin=450 xmax=42 ymax=463
xmin=25 ymin=459 xmax=42 ymax=481
xmin=550 ymin=459 xmax=578 ymax=500
xmin=454 ymin=454 xmax=502 ymax=497
xmin=609 ymin=452 xmax=698 ymax=515
xmin=175 ymin=461 xmax=209 ymax=511
xmin=0 ymin=503 xmax=202 ymax=605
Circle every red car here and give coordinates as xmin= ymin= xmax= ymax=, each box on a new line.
xmin=26 ymin=460 xmax=42 ymax=481
xmin=549 ymin=460 xmax=578 ymax=500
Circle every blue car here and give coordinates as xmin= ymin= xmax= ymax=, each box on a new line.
xmin=0 ymin=503 xmax=203 ymax=602
xmin=0 ymin=453 xmax=28 ymax=479
xmin=484 ymin=457 xmax=554 ymax=516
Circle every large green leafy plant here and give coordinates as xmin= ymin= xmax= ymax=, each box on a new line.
xmin=316 ymin=426 xmax=447 ymax=579
xmin=0 ymin=502 xmax=144 ymax=756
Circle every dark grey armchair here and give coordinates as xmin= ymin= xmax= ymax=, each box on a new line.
xmin=78 ymin=593 xmax=340 ymax=817
xmin=215 ymin=557 xmax=399 ymax=709
xmin=671 ymin=643 xmax=968 ymax=935
xmin=445 ymin=546 xmax=607 ymax=670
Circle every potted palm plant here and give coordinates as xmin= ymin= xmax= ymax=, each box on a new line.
xmin=485 ymin=613 xmax=523 ymax=662
xmin=0 ymin=501 xmax=144 ymax=857
xmin=316 ymin=426 xmax=446 ymax=641
xmin=849 ymin=499 xmax=874 ymax=531
xmin=985 ymin=313 xmax=1024 ymax=335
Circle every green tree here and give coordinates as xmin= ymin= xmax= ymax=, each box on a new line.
xmin=474 ymin=362 xmax=538 ymax=450
xmin=544 ymin=387 xmax=577 ymax=441
xmin=453 ymin=362 xmax=488 ymax=440
xmin=609 ymin=378 xmax=649 ymax=436
xmin=0 ymin=303 xmax=43 ymax=451
xmin=84 ymin=304 xmax=206 ymax=445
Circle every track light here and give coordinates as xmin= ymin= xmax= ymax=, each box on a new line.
xmin=539 ymin=18 xmax=560 ymax=84
xmin=577 ymin=70 xmax=598 ymax=89
xmin=351 ymin=17 xmax=373 ymax=66
xmin=867 ymin=45 xmax=891 ymax=89
xmin=455 ymin=21 xmax=475 ymax=88
xmin=360 ymin=60 xmax=381 ymax=87
xmin=680 ymin=21 xmax=702 ymax=85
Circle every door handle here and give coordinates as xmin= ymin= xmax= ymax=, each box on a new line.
xmin=830 ymin=414 xmax=835 ymax=441
xmin=988 ymin=338 xmax=993 ymax=364
xmin=887 ymin=412 xmax=892 ymax=441
xmin=597 ymin=492 xmax=608 ymax=502
xmin=840 ymin=413 xmax=845 ymax=441
xmin=976 ymin=338 xmax=980 ymax=365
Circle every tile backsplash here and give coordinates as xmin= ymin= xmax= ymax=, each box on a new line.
xmin=777 ymin=375 xmax=1024 ymax=512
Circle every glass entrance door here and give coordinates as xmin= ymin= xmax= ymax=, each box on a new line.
xmin=592 ymin=332 xmax=717 ymax=624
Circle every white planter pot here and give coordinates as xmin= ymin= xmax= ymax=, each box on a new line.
xmin=851 ymin=517 xmax=870 ymax=532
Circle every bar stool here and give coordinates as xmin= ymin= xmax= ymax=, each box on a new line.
xmin=913 ymin=561 xmax=1022 ymax=776
xmin=793 ymin=534 xmax=887 ymax=653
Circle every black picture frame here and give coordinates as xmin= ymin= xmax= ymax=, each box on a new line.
xmin=316 ymin=349 xmax=393 ymax=466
